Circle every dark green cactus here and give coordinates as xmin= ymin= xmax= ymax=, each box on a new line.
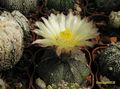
xmin=46 ymin=0 xmax=75 ymax=11
xmin=35 ymin=49 xmax=91 ymax=85
xmin=95 ymin=0 xmax=120 ymax=12
xmin=97 ymin=42 xmax=120 ymax=85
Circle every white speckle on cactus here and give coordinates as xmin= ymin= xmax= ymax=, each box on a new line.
xmin=111 ymin=48 xmax=116 ymax=52
xmin=108 ymin=67 xmax=113 ymax=71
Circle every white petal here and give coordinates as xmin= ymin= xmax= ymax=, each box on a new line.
xmin=35 ymin=21 xmax=42 ymax=28
xmin=33 ymin=29 xmax=50 ymax=38
xmin=33 ymin=29 xmax=41 ymax=35
xmin=73 ymin=19 xmax=94 ymax=36
xmin=42 ymin=17 xmax=56 ymax=36
xmin=71 ymin=18 xmax=84 ymax=34
xmin=48 ymin=14 xmax=60 ymax=34
xmin=32 ymin=39 xmax=53 ymax=47
xmin=78 ymin=41 xmax=93 ymax=47
xmin=35 ymin=21 xmax=51 ymax=34
xmin=66 ymin=12 xmax=74 ymax=29
xmin=58 ymin=13 xmax=65 ymax=32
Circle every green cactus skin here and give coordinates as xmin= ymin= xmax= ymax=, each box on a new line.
xmin=97 ymin=42 xmax=120 ymax=85
xmin=46 ymin=0 xmax=75 ymax=11
xmin=35 ymin=49 xmax=90 ymax=85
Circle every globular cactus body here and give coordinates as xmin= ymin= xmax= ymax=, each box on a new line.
xmin=109 ymin=11 xmax=120 ymax=28
xmin=97 ymin=42 xmax=120 ymax=85
xmin=35 ymin=49 xmax=91 ymax=85
xmin=46 ymin=0 xmax=75 ymax=11
xmin=0 ymin=11 xmax=31 ymax=70
xmin=0 ymin=0 xmax=37 ymax=15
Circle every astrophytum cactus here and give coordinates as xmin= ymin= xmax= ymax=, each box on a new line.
xmin=0 ymin=0 xmax=37 ymax=15
xmin=0 ymin=11 xmax=32 ymax=70
xmin=97 ymin=42 xmax=120 ymax=85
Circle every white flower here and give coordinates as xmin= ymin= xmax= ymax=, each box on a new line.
xmin=33 ymin=12 xmax=98 ymax=55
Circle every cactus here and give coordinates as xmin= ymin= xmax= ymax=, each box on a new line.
xmin=0 ymin=0 xmax=37 ymax=15
xmin=35 ymin=49 xmax=91 ymax=85
xmin=46 ymin=0 xmax=74 ymax=11
xmin=97 ymin=42 xmax=120 ymax=85
xmin=109 ymin=11 xmax=120 ymax=28
xmin=0 ymin=11 xmax=32 ymax=70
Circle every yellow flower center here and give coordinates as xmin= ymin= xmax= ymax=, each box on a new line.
xmin=59 ymin=28 xmax=73 ymax=41
xmin=56 ymin=28 xmax=78 ymax=48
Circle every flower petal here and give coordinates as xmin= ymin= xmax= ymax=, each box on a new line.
xmin=33 ymin=12 xmax=99 ymax=55
xmin=35 ymin=21 xmax=58 ymax=39
xmin=48 ymin=14 xmax=60 ymax=34
xmin=78 ymin=41 xmax=94 ymax=47
xmin=35 ymin=21 xmax=50 ymax=34
xmin=32 ymin=39 xmax=53 ymax=47
xmin=58 ymin=13 xmax=65 ymax=32
xmin=42 ymin=17 xmax=56 ymax=36
xmin=33 ymin=29 xmax=50 ymax=38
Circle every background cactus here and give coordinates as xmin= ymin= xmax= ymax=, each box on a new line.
xmin=46 ymin=0 xmax=74 ymax=11
xmin=109 ymin=11 xmax=120 ymax=28
xmin=0 ymin=0 xmax=37 ymax=15
xmin=40 ymin=0 xmax=81 ymax=15
xmin=96 ymin=42 xmax=120 ymax=85
xmin=0 ymin=11 xmax=32 ymax=70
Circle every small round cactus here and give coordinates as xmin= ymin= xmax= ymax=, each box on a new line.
xmin=109 ymin=11 xmax=120 ymax=28
xmin=97 ymin=42 xmax=120 ymax=85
